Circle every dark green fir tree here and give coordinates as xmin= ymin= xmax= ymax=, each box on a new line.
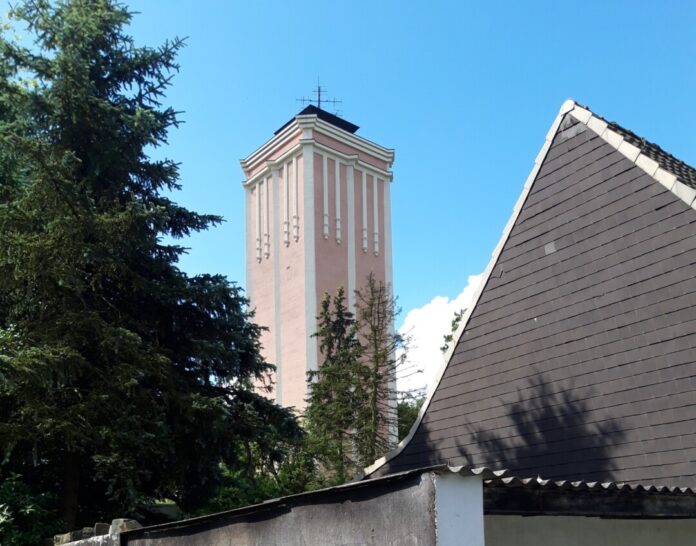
xmin=304 ymin=288 xmax=362 ymax=483
xmin=0 ymin=0 xmax=300 ymax=537
xmin=305 ymin=279 xmax=406 ymax=482
xmin=353 ymin=273 xmax=404 ymax=466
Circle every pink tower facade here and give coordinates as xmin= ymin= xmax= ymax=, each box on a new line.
xmin=240 ymin=107 xmax=395 ymax=412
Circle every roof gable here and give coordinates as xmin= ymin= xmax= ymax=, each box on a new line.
xmin=367 ymin=100 xmax=696 ymax=486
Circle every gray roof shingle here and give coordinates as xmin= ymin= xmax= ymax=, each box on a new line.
xmin=368 ymin=101 xmax=696 ymax=489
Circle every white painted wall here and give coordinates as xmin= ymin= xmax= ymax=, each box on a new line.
xmin=485 ymin=515 xmax=696 ymax=546
xmin=435 ymin=473 xmax=485 ymax=546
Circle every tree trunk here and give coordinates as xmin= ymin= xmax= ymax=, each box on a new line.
xmin=60 ymin=453 xmax=80 ymax=530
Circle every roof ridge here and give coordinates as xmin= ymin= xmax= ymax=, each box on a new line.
xmin=609 ymin=122 xmax=696 ymax=186
xmin=566 ymin=102 xmax=696 ymax=208
xmin=590 ymin=110 xmax=696 ymax=186
xmin=570 ymin=100 xmax=696 ymax=169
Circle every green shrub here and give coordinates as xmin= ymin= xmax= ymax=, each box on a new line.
xmin=0 ymin=474 xmax=60 ymax=546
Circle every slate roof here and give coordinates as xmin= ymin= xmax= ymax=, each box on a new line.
xmin=596 ymin=112 xmax=696 ymax=189
xmin=367 ymin=100 xmax=696 ymax=487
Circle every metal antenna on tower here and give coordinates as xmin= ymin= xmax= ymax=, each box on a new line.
xmin=296 ymin=79 xmax=342 ymax=114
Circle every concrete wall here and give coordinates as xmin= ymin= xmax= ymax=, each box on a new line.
xmin=124 ymin=474 xmax=437 ymax=546
xmin=485 ymin=515 xmax=696 ymax=546
xmin=56 ymin=472 xmax=696 ymax=546
xmin=435 ymin=473 xmax=484 ymax=546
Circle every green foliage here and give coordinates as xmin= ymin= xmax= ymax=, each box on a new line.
xmin=0 ymin=474 xmax=59 ymax=546
xmin=305 ymin=288 xmax=362 ymax=483
xmin=195 ymin=442 xmax=320 ymax=515
xmin=195 ymin=409 xmax=322 ymax=514
xmin=397 ymin=396 xmax=424 ymax=442
xmin=0 ymin=0 xmax=300 ymax=534
xmin=353 ymin=274 xmax=404 ymax=466
xmin=440 ymin=308 xmax=465 ymax=353
xmin=305 ymin=277 xmax=405 ymax=483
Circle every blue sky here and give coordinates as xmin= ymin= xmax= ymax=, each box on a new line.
xmin=125 ymin=0 xmax=695 ymax=325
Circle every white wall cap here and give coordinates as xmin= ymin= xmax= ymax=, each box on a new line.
xmin=547 ymin=100 xmax=576 ymax=137
xmin=535 ymin=141 xmax=552 ymax=165
xmin=570 ymin=105 xmax=592 ymax=124
xmin=672 ymin=180 xmax=696 ymax=206
xmin=602 ymin=128 xmax=624 ymax=150
xmin=635 ymin=154 xmax=660 ymax=177
xmin=545 ymin=117 xmax=563 ymax=142
xmin=617 ymin=140 xmax=641 ymax=162
xmin=524 ymin=164 xmax=541 ymax=189
xmin=587 ymin=116 xmax=608 ymax=135
xmin=654 ymin=167 xmax=677 ymax=190
xmin=559 ymin=99 xmax=576 ymax=114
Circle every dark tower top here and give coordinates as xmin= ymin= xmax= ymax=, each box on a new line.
xmin=275 ymin=105 xmax=359 ymax=135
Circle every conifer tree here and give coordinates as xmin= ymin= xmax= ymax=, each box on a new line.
xmin=353 ymin=273 xmax=404 ymax=466
xmin=304 ymin=288 xmax=362 ymax=483
xmin=0 ymin=0 xmax=299 ymax=533
xmin=305 ymin=277 xmax=405 ymax=481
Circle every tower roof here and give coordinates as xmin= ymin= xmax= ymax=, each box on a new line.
xmin=274 ymin=105 xmax=360 ymax=135
xmin=241 ymin=105 xmax=392 ymax=182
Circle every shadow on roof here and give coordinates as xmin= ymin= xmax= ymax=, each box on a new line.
xmin=456 ymin=373 xmax=626 ymax=481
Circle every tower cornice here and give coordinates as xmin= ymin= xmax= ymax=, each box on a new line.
xmin=240 ymin=114 xmax=395 ymax=181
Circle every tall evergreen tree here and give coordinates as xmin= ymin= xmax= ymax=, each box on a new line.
xmin=353 ymin=273 xmax=404 ymax=466
xmin=305 ymin=278 xmax=406 ymax=481
xmin=304 ymin=288 xmax=362 ymax=483
xmin=0 ymin=0 xmax=299 ymax=533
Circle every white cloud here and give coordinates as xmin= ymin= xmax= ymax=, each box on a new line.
xmin=396 ymin=273 xmax=484 ymax=397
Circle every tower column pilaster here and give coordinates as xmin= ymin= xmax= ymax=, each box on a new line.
xmin=241 ymin=107 xmax=394 ymax=412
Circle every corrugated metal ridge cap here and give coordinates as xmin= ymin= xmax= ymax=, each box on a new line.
xmin=445 ymin=465 xmax=696 ymax=496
